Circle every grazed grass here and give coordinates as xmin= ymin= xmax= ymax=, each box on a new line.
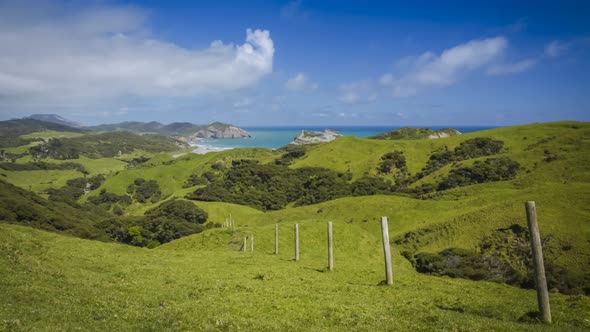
xmin=1 ymin=121 xmax=589 ymax=330
xmin=1 ymin=223 xmax=589 ymax=331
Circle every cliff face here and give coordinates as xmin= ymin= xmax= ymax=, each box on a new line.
xmin=290 ymin=129 xmax=342 ymax=145
xmin=427 ymin=128 xmax=462 ymax=139
xmin=190 ymin=122 xmax=251 ymax=139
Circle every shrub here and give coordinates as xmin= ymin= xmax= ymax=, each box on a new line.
xmin=454 ymin=137 xmax=504 ymax=159
xmin=145 ymin=199 xmax=208 ymax=224
xmin=127 ymin=178 xmax=162 ymax=203
xmin=275 ymin=149 xmax=306 ymax=166
xmin=438 ymin=157 xmax=520 ymax=190
xmin=88 ymin=189 xmax=132 ymax=207
xmin=378 ymin=151 xmax=407 ymax=174
xmin=183 ymin=173 xmax=209 ymax=187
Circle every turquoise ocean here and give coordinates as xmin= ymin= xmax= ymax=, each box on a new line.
xmin=192 ymin=126 xmax=496 ymax=151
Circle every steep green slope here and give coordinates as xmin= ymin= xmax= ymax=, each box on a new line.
xmin=0 ymin=180 xmax=109 ymax=239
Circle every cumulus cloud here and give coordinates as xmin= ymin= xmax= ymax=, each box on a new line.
xmin=285 ymin=73 xmax=318 ymax=91
xmin=487 ymin=59 xmax=537 ymax=75
xmin=385 ymin=37 xmax=507 ymax=97
xmin=545 ymin=40 xmax=569 ymax=58
xmin=0 ymin=2 xmax=274 ymax=100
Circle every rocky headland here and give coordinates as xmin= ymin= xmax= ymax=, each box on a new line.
xmin=290 ymin=129 xmax=342 ymax=145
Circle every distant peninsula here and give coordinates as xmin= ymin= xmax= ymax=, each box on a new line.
xmin=369 ymin=127 xmax=461 ymax=140
xmin=85 ymin=120 xmax=250 ymax=142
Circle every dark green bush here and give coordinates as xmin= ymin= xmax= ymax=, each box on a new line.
xmin=418 ymin=138 xmax=505 ymax=179
xmin=454 ymin=137 xmax=504 ymax=159
xmin=144 ymin=199 xmax=208 ymax=224
xmin=88 ymin=189 xmax=132 ymax=207
xmin=47 ymin=175 xmax=105 ymax=205
xmin=183 ymin=173 xmax=209 ymax=187
xmin=187 ymin=160 xmax=383 ymax=211
xmin=438 ymin=157 xmax=520 ymax=190
xmin=275 ymin=149 xmax=306 ymax=165
xmin=127 ymin=178 xmax=162 ymax=203
xmin=378 ymin=151 xmax=407 ymax=174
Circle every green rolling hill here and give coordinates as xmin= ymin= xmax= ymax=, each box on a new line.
xmin=0 ymin=121 xmax=589 ymax=330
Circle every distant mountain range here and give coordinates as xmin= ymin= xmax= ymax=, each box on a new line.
xmin=85 ymin=121 xmax=251 ymax=140
xmin=1 ymin=114 xmax=250 ymax=141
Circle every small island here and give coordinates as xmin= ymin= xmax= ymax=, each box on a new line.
xmin=290 ymin=129 xmax=342 ymax=145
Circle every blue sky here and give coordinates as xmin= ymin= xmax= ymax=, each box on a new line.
xmin=0 ymin=0 xmax=588 ymax=126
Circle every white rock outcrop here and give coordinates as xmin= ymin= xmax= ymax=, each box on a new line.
xmin=290 ymin=129 xmax=342 ymax=145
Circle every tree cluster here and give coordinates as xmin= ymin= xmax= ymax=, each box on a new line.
xmin=97 ymin=199 xmax=209 ymax=248
xmin=127 ymin=178 xmax=162 ymax=203
xmin=418 ymin=138 xmax=505 ymax=178
xmin=187 ymin=159 xmax=393 ymax=211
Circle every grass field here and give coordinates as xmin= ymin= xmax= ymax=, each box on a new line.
xmin=1 ymin=121 xmax=589 ymax=330
xmin=1 ymin=222 xmax=589 ymax=331
xmin=0 ymin=169 xmax=84 ymax=195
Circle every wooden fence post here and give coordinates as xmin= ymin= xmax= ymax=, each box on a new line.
xmin=525 ymin=201 xmax=551 ymax=323
xmin=243 ymin=236 xmax=247 ymax=252
xmin=328 ymin=221 xmax=334 ymax=271
xmin=380 ymin=216 xmax=393 ymax=285
xmin=274 ymin=224 xmax=279 ymax=255
xmin=294 ymin=224 xmax=300 ymax=261
xmin=251 ymin=234 xmax=254 ymax=252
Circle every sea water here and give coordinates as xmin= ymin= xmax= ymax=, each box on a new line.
xmin=191 ymin=126 xmax=496 ymax=151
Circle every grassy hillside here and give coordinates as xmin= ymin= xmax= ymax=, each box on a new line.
xmin=2 ymin=221 xmax=589 ymax=331
xmin=0 ymin=121 xmax=589 ymax=330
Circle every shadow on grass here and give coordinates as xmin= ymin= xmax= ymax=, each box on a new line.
xmin=302 ymin=266 xmax=327 ymax=273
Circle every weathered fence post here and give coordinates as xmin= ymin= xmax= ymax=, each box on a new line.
xmin=294 ymin=224 xmax=300 ymax=261
xmin=327 ymin=221 xmax=334 ymax=271
xmin=274 ymin=224 xmax=279 ymax=255
xmin=525 ymin=201 xmax=551 ymax=323
xmin=380 ymin=216 xmax=393 ymax=285
xmin=243 ymin=236 xmax=247 ymax=252
xmin=250 ymin=234 xmax=254 ymax=252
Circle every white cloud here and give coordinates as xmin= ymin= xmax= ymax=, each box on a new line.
xmin=545 ymin=40 xmax=569 ymax=58
xmin=487 ymin=59 xmax=537 ymax=75
xmin=386 ymin=36 xmax=507 ymax=97
xmin=379 ymin=73 xmax=393 ymax=86
xmin=0 ymin=2 xmax=274 ymax=100
xmin=337 ymin=80 xmax=376 ymax=104
xmin=285 ymin=73 xmax=318 ymax=91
